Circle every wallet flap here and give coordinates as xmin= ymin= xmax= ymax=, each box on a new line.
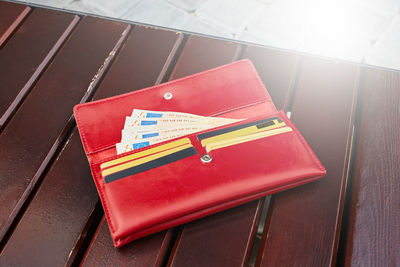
xmin=73 ymin=60 xmax=275 ymax=155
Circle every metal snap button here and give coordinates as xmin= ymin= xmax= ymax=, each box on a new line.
xmin=201 ymin=154 xmax=212 ymax=163
xmin=164 ymin=92 xmax=173 ymax=100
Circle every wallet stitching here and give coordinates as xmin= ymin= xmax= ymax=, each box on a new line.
xmin=74 ymin=59 xmax=271 ymax=154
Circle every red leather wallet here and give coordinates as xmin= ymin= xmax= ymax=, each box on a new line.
xmin=74 ymin=60 xmax=326 ymax=247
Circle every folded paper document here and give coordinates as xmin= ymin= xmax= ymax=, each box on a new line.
xmin=74 ymin=59 xmax=326 ymax=247
xmin=116 ymin=109 xmax=241 ymax=154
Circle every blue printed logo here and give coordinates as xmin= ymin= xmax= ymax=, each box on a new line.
xmin=146 ymin=112 xmax=163 ymax=118
xmin=132 ymin=142 xmax=150 ymax=149
xmin=141 ymin=120 xmax=157 ymax=125
xmin=142 ymin=133 xmax=159 ymax=138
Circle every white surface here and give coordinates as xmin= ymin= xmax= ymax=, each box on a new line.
xmin=296 ymin=1 xmax=392 ymax=62
xmin=122 ymin=0 xmax=190 ymax=29
xmin=244 ymin=1 xmax=306 ymax=50
xmin=165 ymin=0 xmax=207 ymax=11
xmin=196 ymin=0 xmax=263 ymax=34
xmin=365 ymin=17 xmax=400 ymax=70
xmin=79 ymin=0 xmax=140 ymax=17
xmin=19 ymin=0 xmax=73 ymax=7
xmin=180 ymin=14 xmax=233 ymax=38
xmin=18 ymin=0 xmax=400 ymax=70
xmin=64 ymin=1 xmax=102 ymax=14
xmin=354 ymin=0 xmax=400 ymax=17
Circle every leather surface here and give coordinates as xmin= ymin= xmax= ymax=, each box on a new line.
xmin=74 ymin=60 xmax=326 ymax=247
xmin=74 ymin=60 xmax=275 ymax=155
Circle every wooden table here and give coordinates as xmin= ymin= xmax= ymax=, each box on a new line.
xmin=0 ymin=1 xmax=399 ymax=266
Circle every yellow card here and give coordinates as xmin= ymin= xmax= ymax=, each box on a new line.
xmin=206 ymin=127 xmax=293 ymax=152
xmin=101 ymin=138 xmax=191 ymax=170
xmin=201 ymin=119 xmax=285 ymax=147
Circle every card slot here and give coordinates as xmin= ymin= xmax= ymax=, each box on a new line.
xmin=89 ymin=104 xmax=278 ymax=167
xmin=99 ymin=113 xmax=293 ymax=182
xmin=102 ymin=143 xmax=194 ymax=177
xmin=197 ymin=116 xmax=281 ymax=141
xmin=99 ymin=114 xmax=285 ymax=172
xmin=205 ymin=126 xmax=293 ymax=152
xmin=200 ymin=117 xmax=285 ymax=147
xmin=100 ymin=137 xmax=191 ymax=170
xmin=104 ymin=146 xmax=198 ymax=184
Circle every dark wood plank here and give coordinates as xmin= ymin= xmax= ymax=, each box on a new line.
xmin=258 ymin=57 xmax=359 ymax=266
xmin=83 ymin=218 xmax=174 ymax=266
xmin=343 ymin=68 xmax=400 ymax=266
xmin=169 ymin=45 xmax=300 ymax=267
xmin=170 ymin=35 xmax=241 ymax=79
xmin=0 ymin=1 xmax=30 ymax=48
xmin=74 ymin=26 xmax=183 ymax=266
xmin=170 ymin=201 xmax=263 ymax=267
xmin=0 ymin=17 xmax=128 ymax=247
xmin=92 ymin=26 xmax=183 ymax=101
xmin=0 ymin=130 xmax=98 ymax=267
xmin=0 ymin=8 xmax=79 ymax=129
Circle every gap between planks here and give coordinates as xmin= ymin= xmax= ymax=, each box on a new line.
xmin=335 ymin=67 xmax=366 ymax=266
